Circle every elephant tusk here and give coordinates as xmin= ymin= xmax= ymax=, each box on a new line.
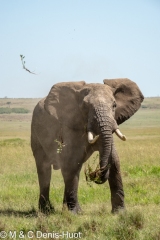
xmin=88 ymin=132 xmax=99 ymax=144
xmin=115 ymin=129 xmax=126 ymax=141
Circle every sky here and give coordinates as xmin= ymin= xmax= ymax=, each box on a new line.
xmin=1 ymin=0 xmax=160 ymax=98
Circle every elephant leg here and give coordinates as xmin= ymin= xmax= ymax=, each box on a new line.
xmin=108 ymin=148 xmax=125 ymax=213
xmin=61 ymin=168 xmax=82 ymax=214
xmin=34 ymin=147 xmax=54 ymax=214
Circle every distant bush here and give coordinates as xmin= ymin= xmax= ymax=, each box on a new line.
xmin=0 ymin=107 xmax=29 ymax=114
xmin=0 ymin=108 xmax=11 ymax=114
xmin=0 ymin=138 xmax=26 ymax=146
xmin=11 ymin=108 xmax=29 ymax=113
xmin=141 ymin=105 xmax=148 ymax=108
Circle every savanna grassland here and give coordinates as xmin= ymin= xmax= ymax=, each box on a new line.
xmin=0 ymin=97 xmax=160 ymax=240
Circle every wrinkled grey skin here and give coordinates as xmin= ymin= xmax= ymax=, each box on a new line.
xmin=31 ymin=78 xmax=144 ymax=214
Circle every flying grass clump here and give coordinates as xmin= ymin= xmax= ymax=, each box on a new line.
xmin=20 ymin=54 xmax=36 ymax=74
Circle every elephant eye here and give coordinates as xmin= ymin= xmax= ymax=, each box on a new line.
xmin=113 ymin=102 xmax=117 ymax=108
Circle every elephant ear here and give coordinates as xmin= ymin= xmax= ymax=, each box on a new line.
xmin=103 ymin=78 xmax=144 ymax=125
xmin=44 ymin=81 xmax=86 ymax=129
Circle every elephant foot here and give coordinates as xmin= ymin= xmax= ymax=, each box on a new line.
xmin=70 ymin=204 xmax=83 ymax=214
xmin=62 ymin=203 xmax=82 ymax=214
xmin=39 ymin=197 xmax=55 ymax=215
xmin=111 ymin=190 xmax=125 ymax=214
xmin=111 ymin=206 xmax=125 ymax=214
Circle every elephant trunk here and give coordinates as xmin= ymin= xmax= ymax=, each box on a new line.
xmin=95 ymin=116 xmax=116 ymax=184
xmin=88 ymin=103 xmax=119 ymax=184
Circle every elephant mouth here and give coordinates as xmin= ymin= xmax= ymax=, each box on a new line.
xmin=88 ymin=128 xmax=126 ymax=144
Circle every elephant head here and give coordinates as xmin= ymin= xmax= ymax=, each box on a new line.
xmin=44 ymin=79 xmax=144 ymax=184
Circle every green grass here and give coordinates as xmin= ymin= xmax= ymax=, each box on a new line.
xmin=0 ymin=98 xmax=160 ymax=239
xmin=0 ymin=107 xmax=29 ymax=114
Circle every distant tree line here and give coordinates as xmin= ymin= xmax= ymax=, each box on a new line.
xmin=0 ymin=108 xmax=29 ymax=114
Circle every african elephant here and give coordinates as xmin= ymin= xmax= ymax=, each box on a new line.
xmin=31 ymin=78 xmax=144 ymax=214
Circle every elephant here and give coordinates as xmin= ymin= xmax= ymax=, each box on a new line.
xmin=31 ymin=78 xmax=144 ymax=214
